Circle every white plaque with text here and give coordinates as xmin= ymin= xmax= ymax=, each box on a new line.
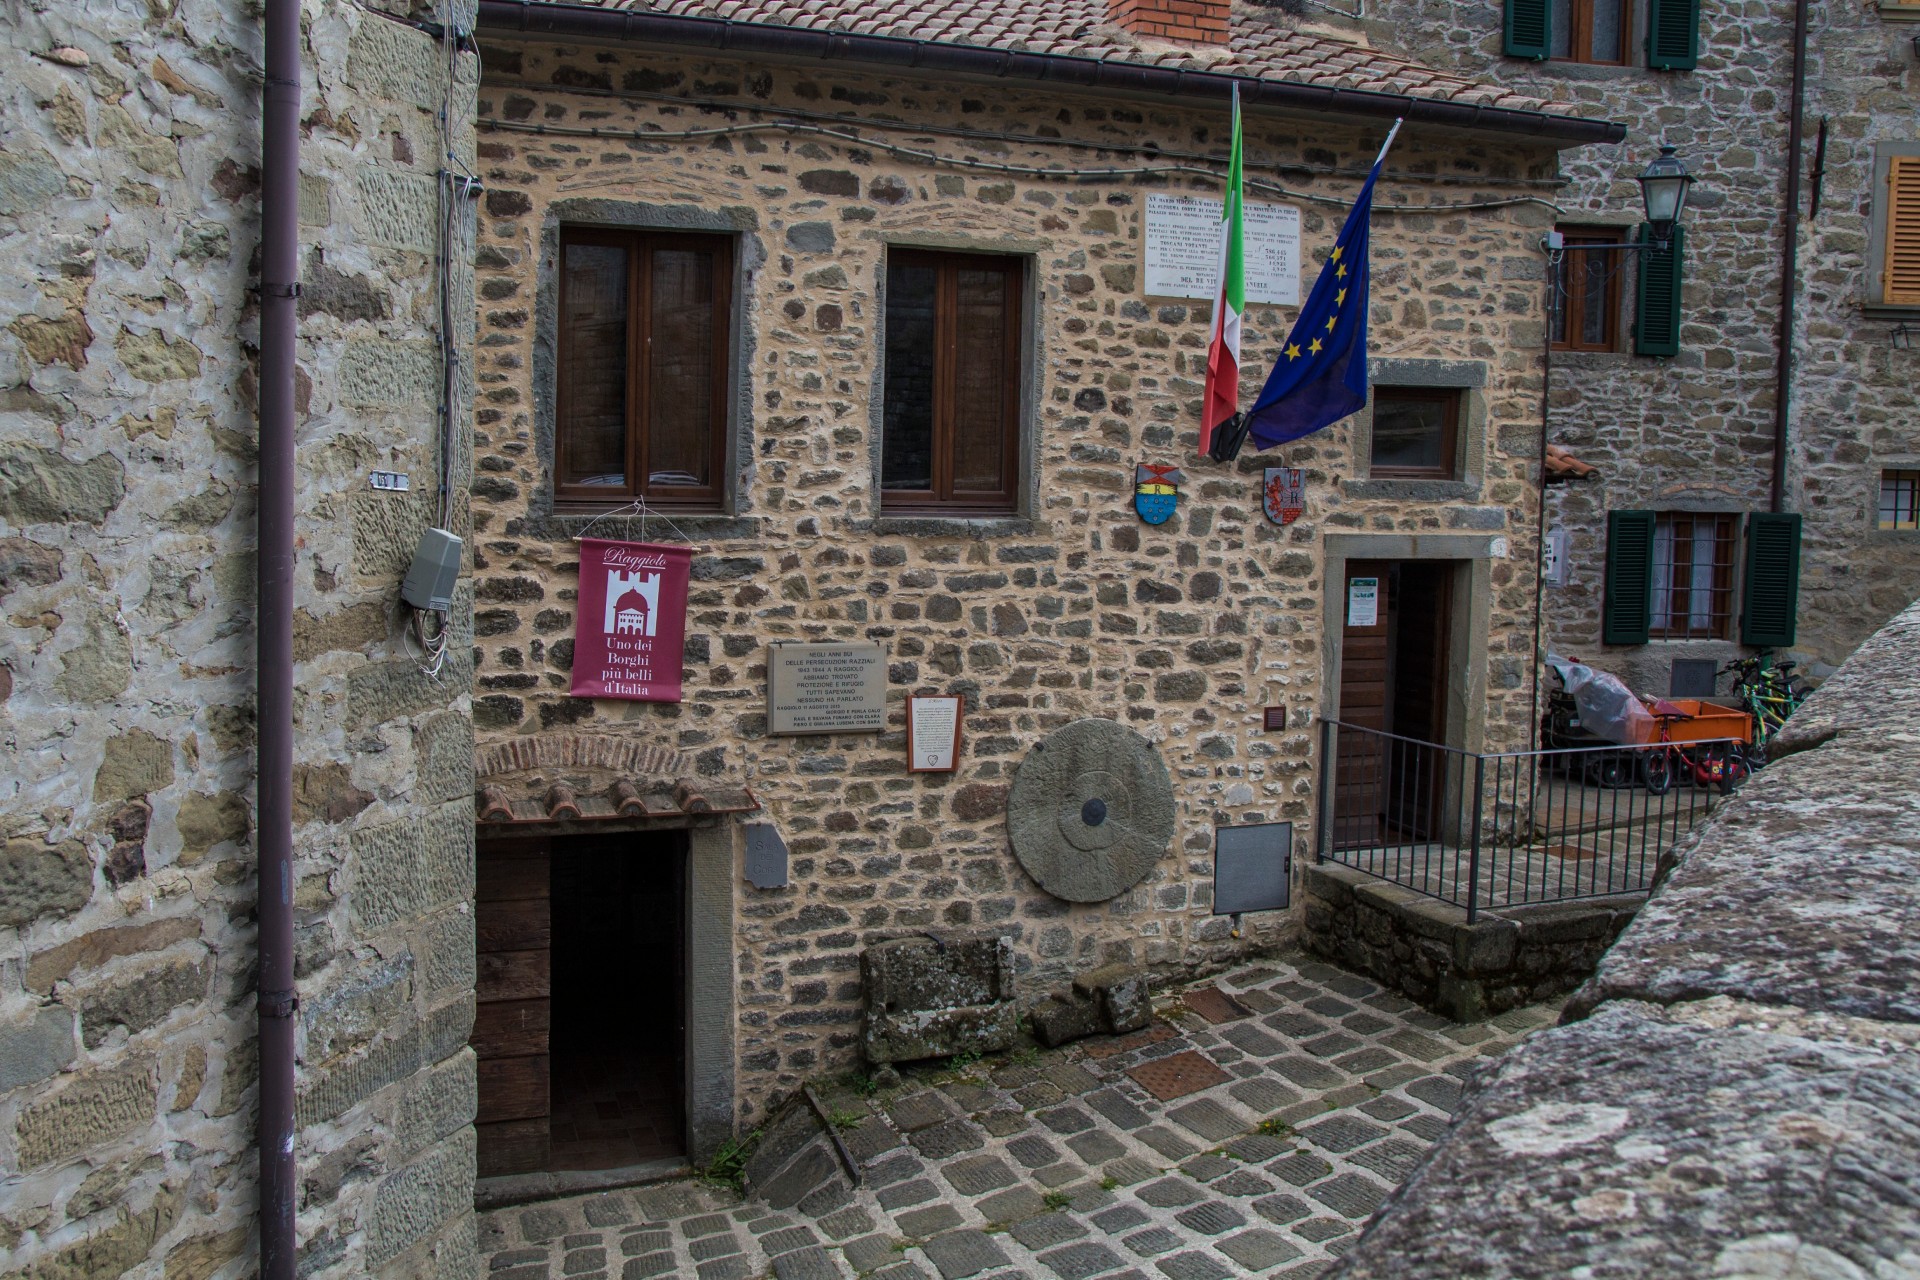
xmin=1144 ymin=193 xmax=1302 ymax=305
xmin=907 ymin=694 xmax=964 ymax=773
xmin=767 ymin=642 xmax=888 ymax=735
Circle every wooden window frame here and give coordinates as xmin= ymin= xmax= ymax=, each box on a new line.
xmin=1880 ymin=470 xmax=1920 ymax=531
xmin=1550 ymin=228 xmax=1624 ymax=352
xmin=1648 ymin=512 xmax=1738 ymax=640
xmin=554 ymin=227 xmax=733 ymax=512
xmin=1367 ymin=386 xmax=1463 ymax=481
xmin=880 ymin=248 xmax=1024 ymax=516
xmin=1553 ymin=0 xmax=1632 ymax=65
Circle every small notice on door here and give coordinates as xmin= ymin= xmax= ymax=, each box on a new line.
xmin=1144 ymin=193 xmax=1301 ymax=305
xmin=1347 ymin=577 xmax=1380 ymax=627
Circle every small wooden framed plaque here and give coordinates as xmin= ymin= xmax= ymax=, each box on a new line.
xmin=906 ymin=694 xmax=964 ymax=773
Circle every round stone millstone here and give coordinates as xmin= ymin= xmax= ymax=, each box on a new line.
xmin=1008 ymin=718 xmax=1175 ymax=903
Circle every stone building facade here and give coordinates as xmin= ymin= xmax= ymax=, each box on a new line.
xmin=462 ymin=0 xmax=1616 ymax=1169
xmin=0 ymin=3 xmax=476 ymax=1278
xmin=1359 ymin=0 xmax=1920 ymax=686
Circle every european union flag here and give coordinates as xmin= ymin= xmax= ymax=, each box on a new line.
xmin=1243 ymin=157 xmax=1387 ymax=451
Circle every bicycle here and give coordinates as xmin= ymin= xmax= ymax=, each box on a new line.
xmin=1641 ymin=699 xmax=1751 ymax=796
xmin=1722 ymin=654 xmax=1810 ymax=765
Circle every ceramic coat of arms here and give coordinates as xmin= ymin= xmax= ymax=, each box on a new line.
xmin=1134 ymin=463 xmax=1184 ymax=525
xmin=1262 ymin=466 xmax=1305 ymax=525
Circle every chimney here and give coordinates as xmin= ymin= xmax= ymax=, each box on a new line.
xmin=1108 ymin=0 xmax=1231 ymax=44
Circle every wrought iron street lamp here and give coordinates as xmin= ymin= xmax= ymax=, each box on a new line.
xmin=1636 ymin=146 xmax=1695 ymax=249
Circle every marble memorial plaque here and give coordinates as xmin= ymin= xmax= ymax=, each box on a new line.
xmin=1009 ymin=718 xmax=1176 ymax=903
xmin=767 ymin=641 xmax=887 ymax=735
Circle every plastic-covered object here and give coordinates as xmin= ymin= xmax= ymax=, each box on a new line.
xmin=1546 ymin=654 xmax=1654 ymax=746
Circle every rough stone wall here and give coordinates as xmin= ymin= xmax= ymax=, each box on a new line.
xmin=1356 ymin=0 xmax=1920 ymax=682
xmin=469 ymin=39 xmax=1561 ymax=1121
xmin=0 ymin=3 xmax=476 ymax=1277
xmin=1325 ymin=596 xmax=1920 ymax=1277
xmin=1301 ymin=863 xmax=1640 ymax=1020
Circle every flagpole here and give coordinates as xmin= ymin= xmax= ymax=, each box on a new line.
xmin=1372 ymin=117 xmax=1404 ymax=171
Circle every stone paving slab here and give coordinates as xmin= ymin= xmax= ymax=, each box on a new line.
xmin=479 ymin=951 xmax=1558 ymax=1279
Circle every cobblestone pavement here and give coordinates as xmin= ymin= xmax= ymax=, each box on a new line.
xmin=479 ymin=952 xmax=1559 ymax=1280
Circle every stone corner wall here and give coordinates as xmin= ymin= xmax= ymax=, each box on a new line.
xmin=1324 ymin=596 xmax=1920 ymax=1278
xmin=0 ymin=4 xmax=476 ymax=1278
xmin=1299 ymin=863 xmax=1638 ymax=1022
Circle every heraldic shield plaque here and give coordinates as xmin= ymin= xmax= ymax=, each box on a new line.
xmin=1263 ymin=467 xmax=1304 ymax=526
xmin=1008 ymin=718 xmax=1176 ymax=903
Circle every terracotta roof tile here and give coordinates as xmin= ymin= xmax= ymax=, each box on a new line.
xmin=538 ymin=0 xmax=1590 ymax=120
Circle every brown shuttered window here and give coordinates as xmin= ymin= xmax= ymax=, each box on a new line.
xmin=1885 ymin=156 xmax=1920 ymax=306
xmin=882 ymin=249 xmax=1023 ymax=514
xmin=1550 ymin=228 xmax=1622 ymax=351
xmin=1649 ymin=512 xmax=1738 ymax=640
xmin=556 ymin=228 xmax=732 ymax=510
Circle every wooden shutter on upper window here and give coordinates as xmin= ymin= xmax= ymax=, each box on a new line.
xmin=1644 ymin=0 xmax=1699 ymax=69
xmin=1504 ymin=0 xmax=1552 ymax=59
xmin=1885 ymin=156 xmax=1920 ymax=306
xmin=1741 ymin=512 xmax=1802 ymax=647
xmin=1603 ymin=510 xmax=1656 ymax=645
xmin=1634 ymin=224 xmax=1684 ymax=357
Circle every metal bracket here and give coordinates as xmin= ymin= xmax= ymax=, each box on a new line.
xmin=258 ymin=988 xmax=300 ymax=1019
xmin=257 ymin=282 xmax=302 ymax=299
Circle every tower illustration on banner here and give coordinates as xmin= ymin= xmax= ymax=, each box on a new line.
xmin=605 ymin=568 xmax=661 ymax=638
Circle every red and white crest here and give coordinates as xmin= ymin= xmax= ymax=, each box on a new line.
xmin=1262 ymin=467 xmax=1304 ymax=525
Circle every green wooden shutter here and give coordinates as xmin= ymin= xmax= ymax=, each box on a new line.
xmin=1741 ymin=512 xmax=1802 ymax=647
xmin=1634 ymin=224 xmax=1684 ymax=357
xmin=1504 ymin=0 xmax=1552 ymax=60
xmin=1603 ymin=510 xmax=1657 ymax=646
xmin=1645 ymin=0 xmax=1700 ymax=70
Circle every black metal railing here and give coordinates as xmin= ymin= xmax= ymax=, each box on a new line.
xmin=1314 ymin=719 xmax=1734 ymax=920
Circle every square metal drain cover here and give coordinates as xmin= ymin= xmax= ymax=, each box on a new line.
xmin=1183 ymin=986 xmax=1250 ymax=1025
xmin=1127 ymin=1050 xmax=1232 ymax=1102
xmin=1082 ymin=1021 xmax=1177 ymax=1060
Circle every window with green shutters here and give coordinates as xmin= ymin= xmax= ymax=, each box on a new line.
xmin=1634 ymin=224 xmax=1684 ymax=357
xmin=1645 ymin=0 xmax=1700 ymax=69
xmin=1741 ymin=513 xmax=1802 ymax=647
xmin=1603 ymin=510 xmax=1657 ymax=645
xmin=1504 ymin=0 xmax=1551 ymax=59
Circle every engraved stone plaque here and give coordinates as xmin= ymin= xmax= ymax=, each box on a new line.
xmin=1009 ymin=718 xmax=1176 ymax=903
xmin=767 ymin=641 xmax=887 ymax=735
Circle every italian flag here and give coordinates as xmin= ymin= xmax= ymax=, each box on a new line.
xmin=1200 ymin=84 xmax=1245 ymax=457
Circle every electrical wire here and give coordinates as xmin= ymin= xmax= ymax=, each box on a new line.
xmin=479 ymin=116 xmax=1562 ymax=214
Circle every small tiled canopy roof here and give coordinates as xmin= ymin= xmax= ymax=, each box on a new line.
xmin=505 ymin=0 xmax=1595 ymax=123
xmin=474 ymin=734 xmax=758 ymax=824
xmin=1546 ymin=443 xmax=1600 ymax=483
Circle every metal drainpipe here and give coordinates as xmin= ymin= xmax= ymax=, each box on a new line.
xmin=1771 ymin=0 xmax=1812 ymax=513
xmin=258 ymin=0 xmax=300 ymax=1276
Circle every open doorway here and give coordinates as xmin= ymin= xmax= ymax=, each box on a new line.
xmin=474 ymin=831 xmax=688 ymax=1181
xmin=1334 ymin=560 xmax=1456 ymax=848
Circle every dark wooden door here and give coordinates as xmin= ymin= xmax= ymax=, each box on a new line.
xmin=1335 ymin=561 xmax=1392 ymax=848
xmin=475 ymin=837 xmax=552 ymax=1178
xmin=1388 ymin=564 xmax=1453 ymax=839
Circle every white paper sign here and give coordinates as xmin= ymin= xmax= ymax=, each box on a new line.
xmin=1347 ymin=577 xmax=1380 ymax=627
xmin=907 ymin=695 xmax=962 ymax=773
xmin=1144 ymin=193 xmax=1302 ymax=305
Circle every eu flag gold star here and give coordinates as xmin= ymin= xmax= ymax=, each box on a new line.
xmin=1331 ymin=246 xmax=1343 ymax=261
xmin=1326 ymin=313 xmax=1338 ymax=332
xmin=1285 ymin=343 xmax=1301 ymax=360
xmin=1336 ymin=263 xmax=1347 ymax=279
xmin=1309 ymin=338 xmax=1324 ymax=354
xmin=1336 ymin=288 xmax=1347 ymax=305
